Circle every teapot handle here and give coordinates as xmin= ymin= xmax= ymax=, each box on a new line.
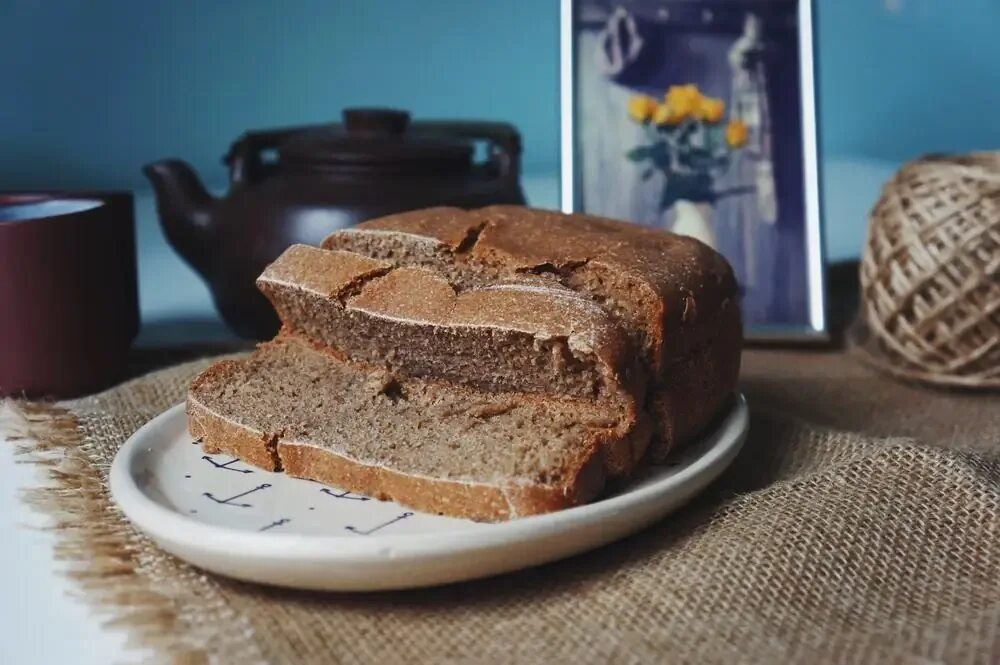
xmin=410 ymin=121 xmax=522 ymax=186
xmin=223 ymin=124 xmax=326 ymax=186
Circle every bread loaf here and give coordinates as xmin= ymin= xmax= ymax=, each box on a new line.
xmin=188 ymin=205 xmax=741 ymax=520
xmin=323 ymin=206 xmax=741 ymax=457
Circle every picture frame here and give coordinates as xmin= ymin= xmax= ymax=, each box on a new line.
xmin=560 ymin=0 xmax=827 ymax=341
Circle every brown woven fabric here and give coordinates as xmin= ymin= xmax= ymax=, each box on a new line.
xmin=5 ymin=349 xmax=999 ymax=665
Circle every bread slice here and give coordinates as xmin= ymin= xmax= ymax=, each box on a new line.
xmin=322 ymin=206 xmax=742 ymax=458
xmin=188 ymin=337 xmax=652 ymax=522
xmin=256 ymin=244 xmax=646 ymax=414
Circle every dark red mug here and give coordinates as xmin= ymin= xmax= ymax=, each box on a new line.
xmin=0 ymin=193 xmax=139 ymax=398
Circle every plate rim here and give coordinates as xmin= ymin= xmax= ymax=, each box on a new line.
xmin=110 ymin=394 xmax=748 ymax=563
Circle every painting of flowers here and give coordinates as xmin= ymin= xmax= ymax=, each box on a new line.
xmin=625 ymin=83 xmax=750 ymax=247
xmin=565 ymin=0 xmax=824 ymax=335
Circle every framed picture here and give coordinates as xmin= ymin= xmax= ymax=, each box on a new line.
xmin=560 ymin=0 xmax=826 ymax=340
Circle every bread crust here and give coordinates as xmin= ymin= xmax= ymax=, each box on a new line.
xmin=278 ymin=441 xmax=601 ymax=522
xmin=188 ymin=376 xmax=282 ymax=472
xmin=647 ymin=299 xmax=743 ymax=459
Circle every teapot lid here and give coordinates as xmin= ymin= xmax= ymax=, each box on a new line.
xmin=279 ymin=108 xmax=472 ymax=174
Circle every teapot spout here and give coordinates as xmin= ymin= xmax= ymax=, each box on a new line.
xmin=143 ymin=159 xmax=217 ymax=277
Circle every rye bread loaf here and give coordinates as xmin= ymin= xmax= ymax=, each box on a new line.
xmin=188 ymin=337 xmax=652 ymax=521
xmin=322 ymin=206 xmax=742 ymax=457
xmin=256 ymin=244 xmax=646 ymax=425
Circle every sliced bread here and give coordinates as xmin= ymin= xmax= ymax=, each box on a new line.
xmin=256 ymin=244 xmax=646 ymax=414
xmin=188 ymin=337 xmax=652 ymax=521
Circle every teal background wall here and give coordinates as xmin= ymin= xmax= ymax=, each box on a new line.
xmin=2 ymin=0 xmax=998 ymax=191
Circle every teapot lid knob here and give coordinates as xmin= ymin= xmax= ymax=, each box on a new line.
xmin=343 ymin=108 xmax=410 ymax=136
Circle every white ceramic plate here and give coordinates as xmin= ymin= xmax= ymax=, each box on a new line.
xmin=110 ymin=395 xmax=748 ymax=591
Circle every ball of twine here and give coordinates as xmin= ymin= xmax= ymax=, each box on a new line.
xmin=855 ymin=152 xmax=1000 ymax=388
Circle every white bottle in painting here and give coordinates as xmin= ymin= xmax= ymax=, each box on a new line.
xmin=669 ymin=200 xmax=716 ymax=248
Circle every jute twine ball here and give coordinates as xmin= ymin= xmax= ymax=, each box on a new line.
xmin=855 ymin=152 xmax=1000 ymax=388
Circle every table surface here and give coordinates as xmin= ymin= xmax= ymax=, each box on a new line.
xmin=1 ymin=158 xmax=896 ymax=664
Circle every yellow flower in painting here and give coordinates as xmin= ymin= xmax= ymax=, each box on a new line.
xmin=652 ymin=102 xmax=684 ymax=126
xmin=696 ymin=97 xmax=725 ymax=123
xmin=726 ymin=119 xmax=749 ymax=147
xmin=627 ymin=95 xmax=659 ymax=123
xmin=664 ymin=84 xmax=701 ymax=122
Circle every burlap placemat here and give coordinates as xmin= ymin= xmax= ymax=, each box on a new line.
xmin=4 ymin=349 xmax=999 ymax=664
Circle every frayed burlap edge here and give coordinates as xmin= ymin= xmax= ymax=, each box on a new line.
xmin=1 ymin=400 xmax=212 ymax=665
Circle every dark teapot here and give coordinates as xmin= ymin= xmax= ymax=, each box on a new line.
xmin=145 ymin=108 xmax=525 ymax=339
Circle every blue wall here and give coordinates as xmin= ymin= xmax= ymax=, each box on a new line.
xmin=818 ymin=0 xmax=1000 ymax=159
xmin=1 ymin=0 xmax=557 ymax=190
xmin=2 ymin=0 xmax=999 ymax=191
